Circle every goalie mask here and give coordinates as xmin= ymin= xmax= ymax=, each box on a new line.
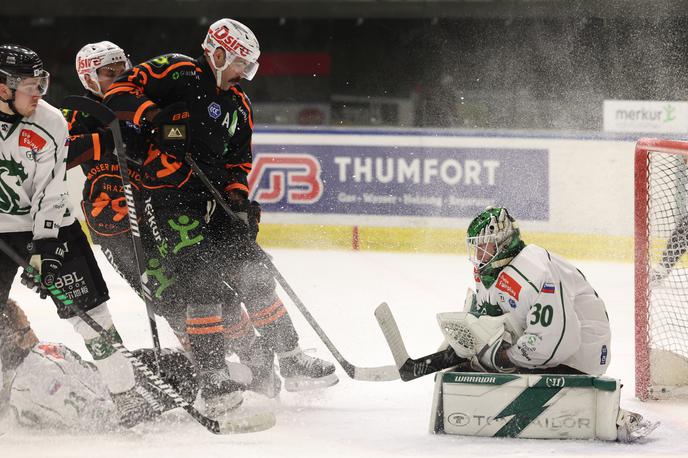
xmin=75 ymin=41 xmax=130 ymax=98
xmin=202 ymin=18 xmax=260 ymax=86
xmin=466 ymin=207 xmax=524 ymax=280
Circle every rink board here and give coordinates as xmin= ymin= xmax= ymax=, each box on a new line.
xmin=68 ymin=128 xmax=640 ymax=261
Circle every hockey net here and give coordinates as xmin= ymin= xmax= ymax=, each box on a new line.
xmin=635 ymin=138 xmax=688 ymax=400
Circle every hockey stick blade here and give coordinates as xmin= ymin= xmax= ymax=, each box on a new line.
xmin=0 ymin=239 xmax=275 ymax=434
xmin=62 ymin=95 xmax=116 ymax=125
xmin=219 ymin=411 xmax=276 ymax=434
xmin=375 ymin=302 xmax=466 ymax=381
xmin=351 ymin=364 xmax=399 ymax=382
xmin=183 ymin=152 xmax=399 ymax=382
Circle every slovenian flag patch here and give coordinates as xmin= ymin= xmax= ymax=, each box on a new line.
xmin=542 ymin=283 xmax=556 ymax=294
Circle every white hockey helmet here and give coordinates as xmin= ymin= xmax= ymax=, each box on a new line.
xmin=201 ymin=18 xmax=260 ymax=85
xmin=75 ymin=41 xmax=130 ymax=97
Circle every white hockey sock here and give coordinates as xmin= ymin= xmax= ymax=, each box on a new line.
xmin=67 ymin=302 xmax=135 ymax=394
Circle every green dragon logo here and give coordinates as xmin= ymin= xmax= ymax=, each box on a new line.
xmin=0 ymin=157 xmax=29 ymax=214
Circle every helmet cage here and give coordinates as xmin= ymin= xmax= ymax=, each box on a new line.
xmin=466 ymin=207 xmax=519 ymax=271
xmin=467 ymin=233 xmax=506 ymax=270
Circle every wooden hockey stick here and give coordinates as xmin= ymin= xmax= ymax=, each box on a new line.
xmin=0 ymin=238 xmax=275 ymax=434
xmin=374 ymin=302 xmax=467 ymax=381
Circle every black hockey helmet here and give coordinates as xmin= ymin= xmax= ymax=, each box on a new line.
xmin=0 ymin=44 xmax=44 ymax=77
xmin=0 ymin=44 xmax=49 ymax=99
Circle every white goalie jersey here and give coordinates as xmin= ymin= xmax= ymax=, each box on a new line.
xmin=0 ymin=99 xmax=74 ymax=240
xmin=474 ymin=244 xmax=611 ymax=375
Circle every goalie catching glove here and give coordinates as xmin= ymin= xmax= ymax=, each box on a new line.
xmin=436 ymin=304 xmax=524 ymax=373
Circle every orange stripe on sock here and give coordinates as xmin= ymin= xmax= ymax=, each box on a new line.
xmin=224 ymin=312 xmax=252 ymax=339
xmin=186 ymin=325 xmax=224 ymax=335
xmin=186 ymin=315 xmax=222 ymax=325
xmin=250 ymin=299 xmax=285 ymax=319
xmin=251 ymin=306 xmax=287 ymax=328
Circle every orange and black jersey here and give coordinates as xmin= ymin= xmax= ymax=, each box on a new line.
xmin=62 ymin=93 xmax=139 ymax=237
xmin=103 ymin=53 xmax=254 ymax=200
xmin=63 ymin=92 xmax=108 ymax=170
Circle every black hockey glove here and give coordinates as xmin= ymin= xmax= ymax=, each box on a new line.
xmin=228 ymin=193 xmax=261 ymax=241
xmin=27 ymin=238 xmax=66 ymax=291
xmin=146 ymin=102 xmax=190 ymax=160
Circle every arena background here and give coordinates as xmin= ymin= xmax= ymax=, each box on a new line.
xmin=5 ymin=0 xmax=688 ymax=260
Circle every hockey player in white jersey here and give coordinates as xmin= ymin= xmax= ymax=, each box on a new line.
xmin=464 ymin=206 xmax=610 ymax=375
xmin=0 ymin=44 xmax=156 ymax=428
xmin=0 ymin=300 xmax=118 ymax=430
xmin=435 ymin=206 xmax=657 ymax=441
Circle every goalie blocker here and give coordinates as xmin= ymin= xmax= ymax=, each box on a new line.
xmin=430 ymin=370 xmax=637 ymax=441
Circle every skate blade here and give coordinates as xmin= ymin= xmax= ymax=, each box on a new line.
xmin=219 ymin=411 xmax=276 ymax=434
xmin=284 ymin=373 xmax=339 ymax=392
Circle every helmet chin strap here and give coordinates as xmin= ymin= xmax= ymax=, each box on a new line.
xmin=0 ymin=91 xmax=18 ymax=115
xmin=208 ymin=49 xmax=230 ymax=88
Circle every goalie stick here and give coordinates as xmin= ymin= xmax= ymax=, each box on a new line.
xmin=374 ymin=302 xmax=467 ymax=381
xmin=0 ymin=238 xmax=275 ymax=434
xmin=184 ymin=152 xmax=399 ymax=382
xmin=62 ymin=95 xmax=162 ymax=370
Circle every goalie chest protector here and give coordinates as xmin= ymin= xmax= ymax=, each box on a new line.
xmin=429 ymin=371 xmax=620 ymax=441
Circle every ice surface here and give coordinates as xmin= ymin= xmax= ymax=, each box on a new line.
xmin=2 ymin=248 xmax=687 ymax=457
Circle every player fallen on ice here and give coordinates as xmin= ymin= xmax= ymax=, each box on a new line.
xmin=433 ymin=207 xmax=658 ymax=442
xmin=101 ymin=19 xmax=336 ymax=415
xmin=0 ymin=299 xmax=197 ymax=430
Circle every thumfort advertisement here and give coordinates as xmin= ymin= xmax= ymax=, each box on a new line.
xmin=249 ymin=144 xmax=549 ymax=220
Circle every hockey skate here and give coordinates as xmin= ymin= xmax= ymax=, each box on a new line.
xmin=246 ymin=359 xmax=281 ymax=399
xmin=199 ymin=367 xmax=245 ymax=418
xmin=112 ymin=385 xmax=163 ymax=428
xmin=236 ymin=338 xmax=282 ymax=398
xmin=277 ymin=347 xmax=338 ymax=392
xmin=616 ymin=409 xmax=660 ymax=442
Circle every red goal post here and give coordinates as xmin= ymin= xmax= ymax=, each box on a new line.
xmin=635 ymin=137 xmax=688 ymax=400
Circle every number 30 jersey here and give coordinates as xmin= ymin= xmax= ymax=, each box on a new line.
xmin=474 ymin=244 xmax=611 ymax=375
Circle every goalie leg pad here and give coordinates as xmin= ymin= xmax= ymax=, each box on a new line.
xmin=430 ymin=370 xmax=644 ymax=441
